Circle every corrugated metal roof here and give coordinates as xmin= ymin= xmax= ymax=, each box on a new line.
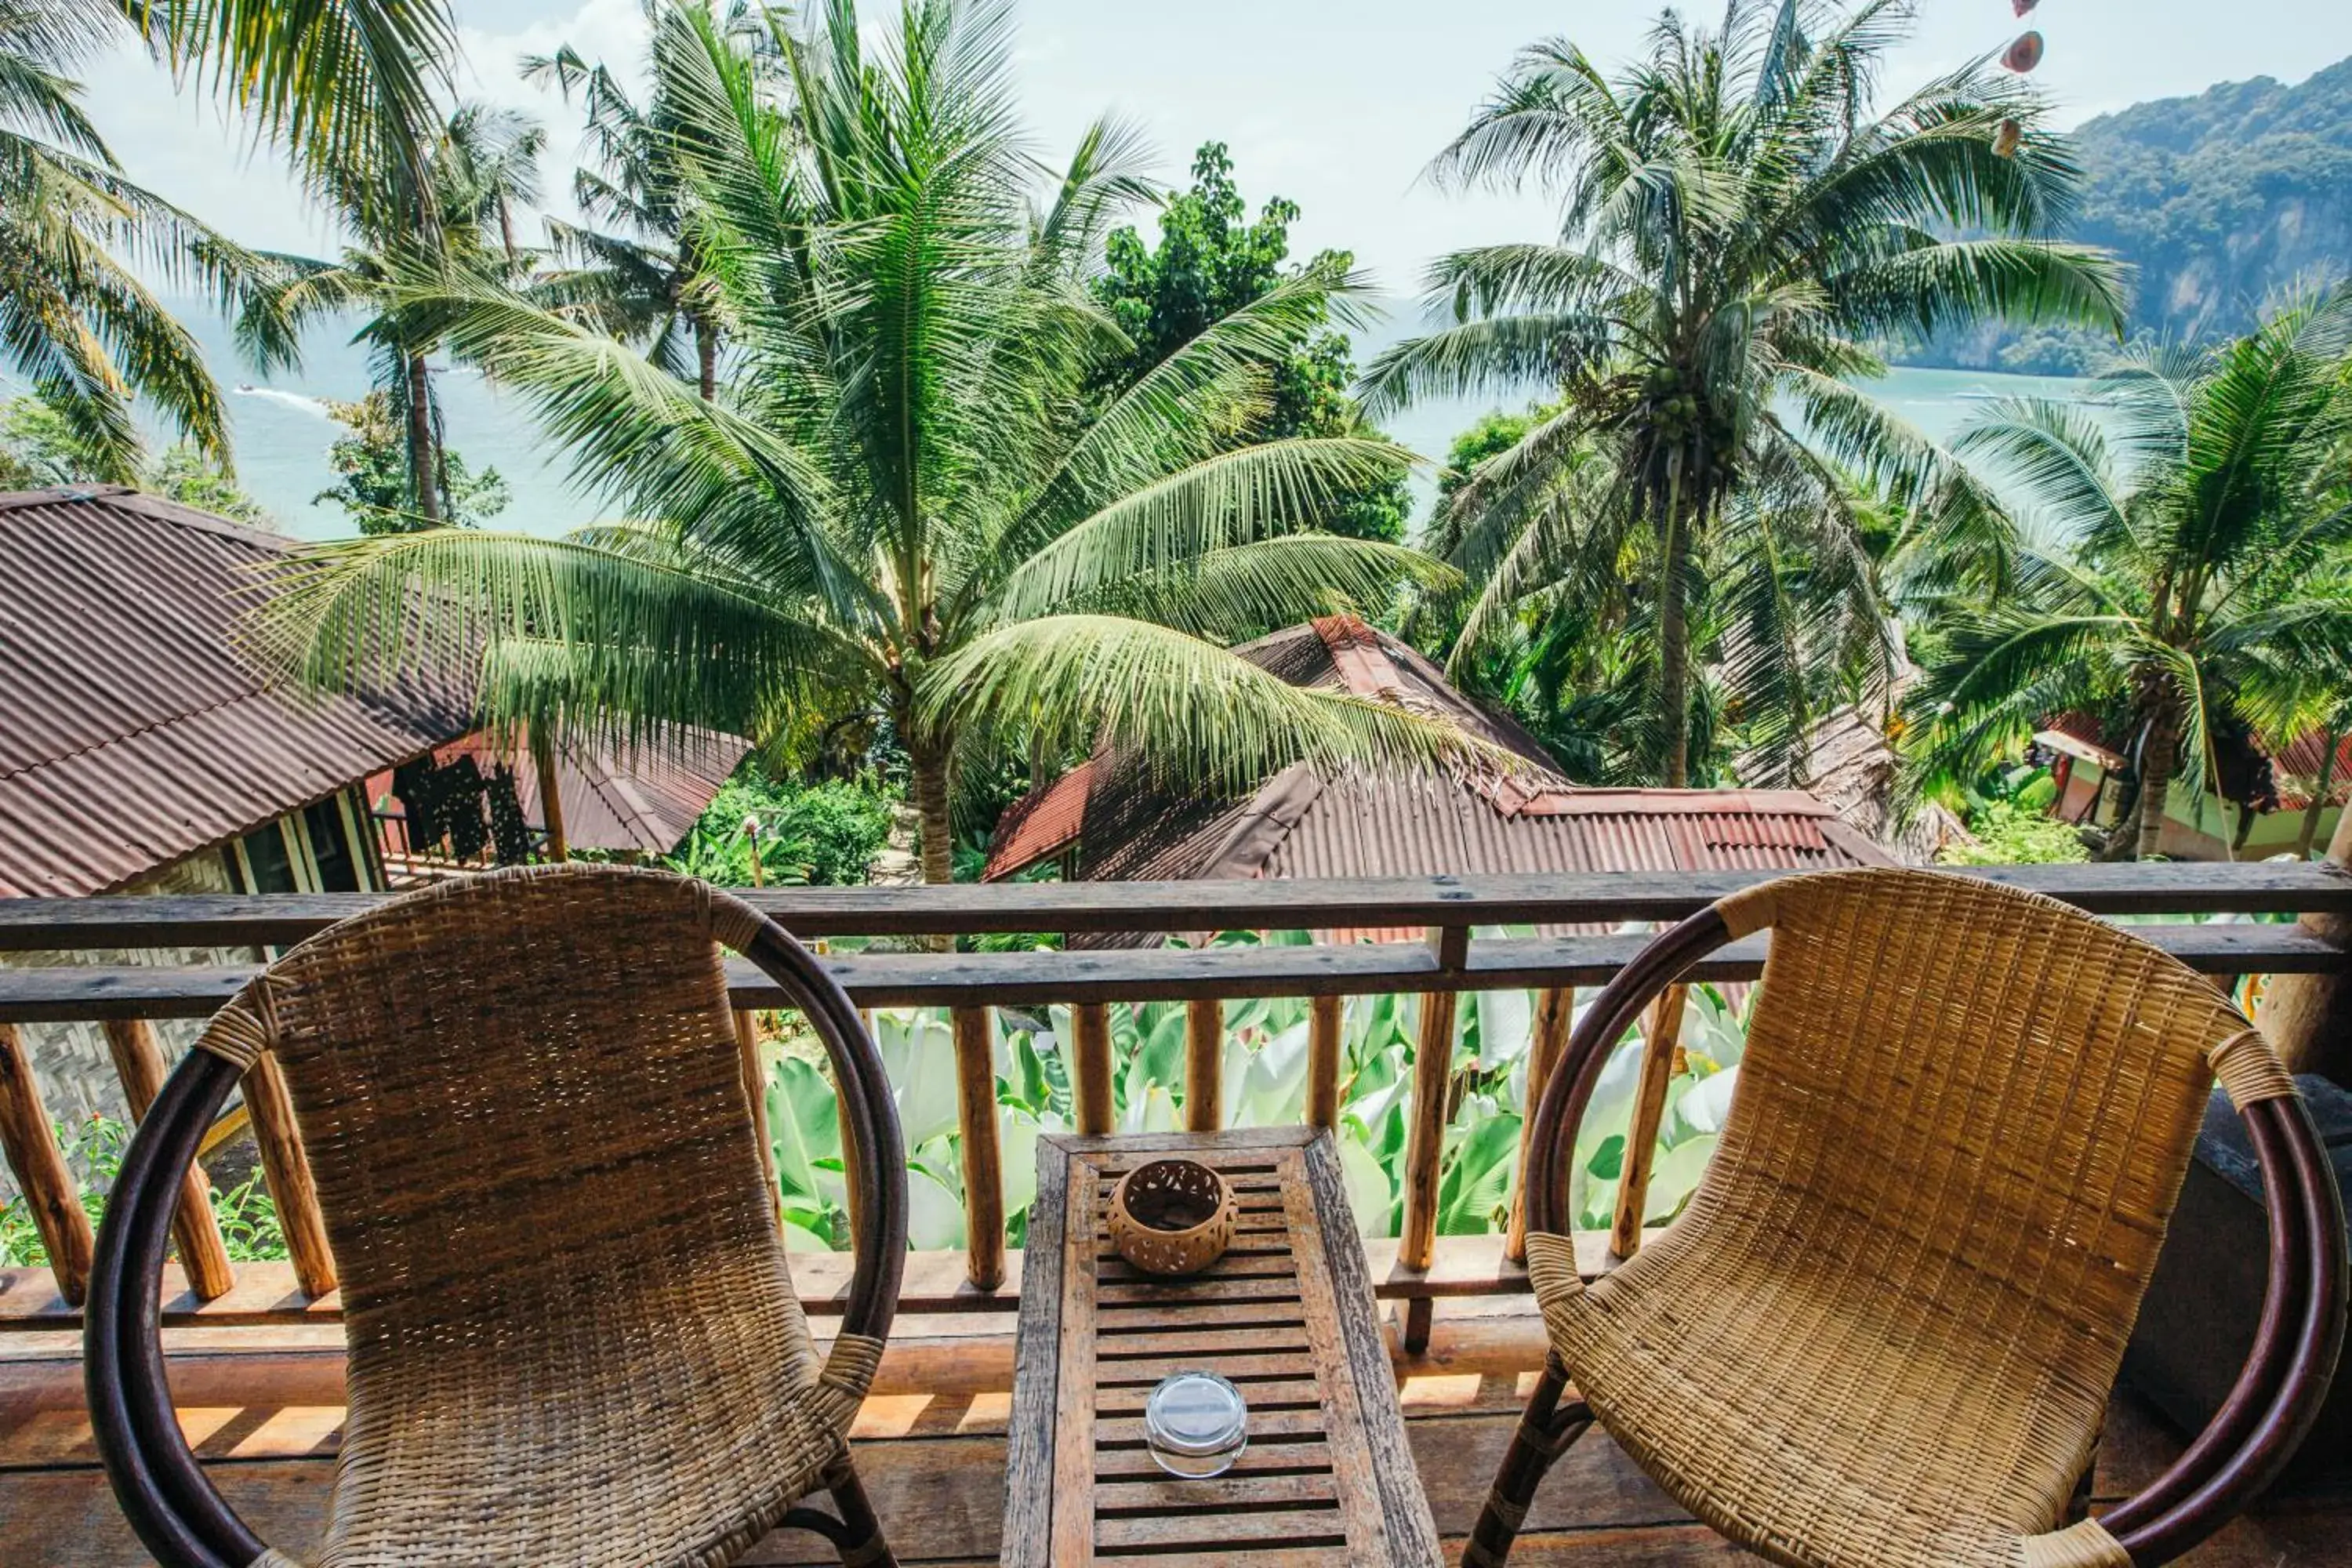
xmin=985 ymin=616 xmax=1887 ymax=920
xmin=0 ymin=488 xmax=470 ymax=897
xmin=984 ymin=760 xmax=1096 ymax=878
xmin=364 ymin=727 xmax=752 ymax=857
xmin=2268 ymin=729 xmax=2352 ymax=812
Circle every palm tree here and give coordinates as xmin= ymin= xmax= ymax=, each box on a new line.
xmin=1908 ymin=289 xmax=2352 ymax=858
xmin=523 ymin=3 xmax=760 ymax=401
xmin=254 ymin=0 xmax=1471 ymax=885
xmin=0 ymin=0 xmax=457 ymax=480
xmin=246 ymin=105 xmax=545 ymax=526
xmin=1363 ymin=0 xmax=2125 ymax=786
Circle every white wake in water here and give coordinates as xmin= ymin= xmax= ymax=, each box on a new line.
xmin=230 ymin=386 xmax=333 ymax=418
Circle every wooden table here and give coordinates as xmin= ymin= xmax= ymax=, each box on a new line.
xmin=1004 ymin=1126 xmax=1443 ymax=1566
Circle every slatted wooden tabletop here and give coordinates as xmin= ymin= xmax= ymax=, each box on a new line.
xmin=1004 ymin=1126 xmax=1442 ymax=1566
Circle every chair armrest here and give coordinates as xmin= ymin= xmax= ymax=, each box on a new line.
xmin=2100 ymin=1093 xmax=2347 ymax=1564
xmin=85 ymin=1048 xmax=270 ymax=1568
xmin=735 ymin=918 xmax=908 ymax=1359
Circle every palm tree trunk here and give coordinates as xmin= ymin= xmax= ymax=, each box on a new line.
xmin=404 ymin=352 xmax=441 ymax=526
xmin=1657 ymin=474 xmax=1693 ymax=789
xmin=695 ymin=318 xmax=718 ymax=402
xmin=2299 ymin=731 xmax=2341 ymax=859
xmin=909 ymin=739 xmax=955 ymax=887
xmin=2135 ymin=706 xmax=2181 ymax=860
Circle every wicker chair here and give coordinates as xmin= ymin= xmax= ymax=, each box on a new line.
xmin=1472 ymin=868 xmax=2347 ymax=1568
xmin=85 ymin=865 xmax=909 ymax=1568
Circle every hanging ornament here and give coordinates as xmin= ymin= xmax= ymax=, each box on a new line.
xmin=1993 ymin=118 xmax=2024 ymax=158
xmin=2013 ymin=0 xmax=2040 ymax=15
xmin=2004 ymin=31 xmax=2045 ymax=73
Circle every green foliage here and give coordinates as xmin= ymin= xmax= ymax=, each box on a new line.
xmin=1939 ymin=800 xmax=2091 ymax=866
xmin=0 ymin=1116 xmax=287 ymax=1268
xmin=316 ymin=392 xmax=509 ymax=534
xmin=1369 ymin=0 xmax=2121 ymax=787
xmin=1092 ymin=142 xmax=1414 ymax=546
xmin=665 ymin=771 xmax=896 ymax=887
xmin=0 ymin=397 xmax=272 ymax=526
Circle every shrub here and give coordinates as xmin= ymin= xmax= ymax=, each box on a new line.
xmin=666 ymin=771 xmax=897 ymax=887
xmin=1939 ymin=799 xmax=2092 ymax=866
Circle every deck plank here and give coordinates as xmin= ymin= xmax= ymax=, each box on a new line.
xmin=2 ymin=1308 xmax=2345 ymax=1566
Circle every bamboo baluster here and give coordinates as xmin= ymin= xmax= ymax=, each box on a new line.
xmin=1505 ymin=986 xmax=1575 ymax=1265
xmin=102 ymin=1018 xmax=234 ymax=1301
xmin=1306 ymin=993 xmax=1343 ymax=1129
xmin=732 ymin=1010 xmax=785 ymax=1234
xmin=530 ymin=727 xmax=569 ymax=862
xmin=1070 ymin=1002 xmax=1114 ymax=1136
xmin=1184 ymin=998 xmax=1223 ymax=1132
xmin=1398 ymin=925 xmax=1470 ymax=1280
xmin=1609 ymin=984 xmax=1689 ymax=1263
xmin=951 ymin=1006 xmax=1005 ymax=1290
xmin=241 ymin=1050 xmax=336 ymax=1298
xmin=2261 ymin=806 xmax=2352 ymax=1082
xmin=0 ymin=1022 xmax=94 ymax=1305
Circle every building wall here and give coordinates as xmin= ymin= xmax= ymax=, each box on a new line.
xmin=2057 ymin=760 xmax=2343 ymax=861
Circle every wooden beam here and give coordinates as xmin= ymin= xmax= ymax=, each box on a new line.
xmin=952 ymin=1007 xmax=1005 ymax=1290
xmin=733 ymin=1011 xmax=784 ymax=1235
xmin=1506 ymin=987 xmax=1573 ymax=1265
xmin=1070 ymin=1003 xmax=1114 ymax=1137
xmin=1184 ymin=999 xmax=1222 ymax=1133
xmin=1610 ymin=985 xmax=1688 ymax=1262
xmin=9 ymin=862 xmax=2349 ymax=950
xmin=1306 ymin=994 xmax=1342 ymax=1130
xmin=101 ymin=1018 xmax=234 ymax=1301
xmin=2261 ymin=808 xmax=2352 ymax=1086
xmin=0 ymin=1023 xmax=92 ymax=1306
xmin=5 ymin=920 xmax=2343 ymax=1023
xmin=529 ymin=728 xmax=568 ymax=862
xmin=1398 ymin=989 xmax=1458 ymax=1278
xmin=241 ymin=1052 xmax=336 ymax=1299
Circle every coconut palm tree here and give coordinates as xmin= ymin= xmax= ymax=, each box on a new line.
xmin=522 ymin=2 xmax=764 ymax=401
xmin=245 ymin=104 xmax=545 ymax=526
xmin=1363 ymin=0 xmax=2126 ymax=786
xmin=254 ymin=0 xmax=1470 ymax=884
xmin=0 ymin=0 xmax=457 ymax=480
xmin=1907 ymin=288 xmax=2352 ymax=858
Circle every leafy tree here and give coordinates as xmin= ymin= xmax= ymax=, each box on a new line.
xmin=1364 ymin=0 xmax=2125 ymax=786
xmin=1908 ymin=289 xmax=2352 ymax=858
xmin=1094 ymin=142 xmax=1412 ymax=545
xmin=247 ymin=104 xmax=544 ymax=527
xmin=256 ymin=0 xmax=1475 ymax=890
xmin=1936 ymin=799 xmax=2091 ymax=866
xmin=316 ymin=392 xmax=508 ymax=533
xmin=0 ymin=395 xmax=271 ymax=524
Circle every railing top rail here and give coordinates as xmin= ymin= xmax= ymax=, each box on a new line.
xmin=3 ymin=862 xmax=2350 ymax=951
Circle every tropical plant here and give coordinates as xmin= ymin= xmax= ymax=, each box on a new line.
xmin=1094 ymin=140 xmax=1413 ymax=543
xmin=1363 ymin=0 xmax=2126 ymax=786
xmin=1907 ymin=289 xmax=2352 ymax=858
xmin=315 ymin=391 xmax=509 ymax=533
xmin=253 ymin=0 xmax=1478 ymax=888
xmin=0 ymin=395 xmax=270 ymax=523
xmin=663 ymin=770 xmax=896 ymax=887
xmin=246 ymin=103 xmax=545 ymax=528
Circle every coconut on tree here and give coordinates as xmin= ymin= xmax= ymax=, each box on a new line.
xmin=253 ymin=0 xmax=1479 ymax=884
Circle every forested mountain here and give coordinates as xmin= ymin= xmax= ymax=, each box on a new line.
xmin=1927 ymin=57 xmax=2352 ymax=374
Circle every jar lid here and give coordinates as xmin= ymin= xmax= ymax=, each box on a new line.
xmin=1143 ymin=1370 xmax=1248 ymax=1457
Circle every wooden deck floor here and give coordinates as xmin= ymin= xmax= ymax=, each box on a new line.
xmin=3 ymin=1302 xmax=2346 ymax=1566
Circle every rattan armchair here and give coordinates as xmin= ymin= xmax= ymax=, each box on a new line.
xmin=1472 ymin=869 xmax=2347 ymax=1568
xmin=85 ymin=865 xmax=909 ymax=1568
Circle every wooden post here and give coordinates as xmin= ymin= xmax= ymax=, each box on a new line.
xmin=0 ymin=1023 xmax=94 ymax=1306
xmin=102 ymin=1019 xmax=234 ymax=1301
xmin=530 ymin=727 xmax=569 ymax=862
xmin=2260 ymin=807 xmax=2352 ymax=1085
xmin=1399 ymin=924 xmax=1469 ymax=1283
xmin=952 ymin=1006 xmax=1005 ymax=1290
xmin=241 ymin=1051 xmax=336 ymax=1298
xmin=733 ymin=1010 xmax=785 ymax=1234
xmin=1071 ymin=1002 xmax=1114 ymax=1136
xmin=1184 ymin=999 xmax=1222 ymax=1133
xmin=1610 ymin=985 xmax=1689 ymax=1262
xmin=1306 ymin=994 xmax=1343 ymax=1129
xmin=1505 ymin=986 xmax=1575 ymax=1265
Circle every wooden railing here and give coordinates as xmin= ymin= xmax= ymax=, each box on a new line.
xmin=3 ymin=862 xmax=2349 ymax=1352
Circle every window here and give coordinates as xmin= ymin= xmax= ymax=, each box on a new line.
xmin=302 ymin=798 xmax=361 ymax=891
xmin=237 ymin=822 xmax=299 ymax=893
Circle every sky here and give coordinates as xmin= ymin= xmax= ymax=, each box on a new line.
xmin=79 ymin=0 xmax=2352 ymax=310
